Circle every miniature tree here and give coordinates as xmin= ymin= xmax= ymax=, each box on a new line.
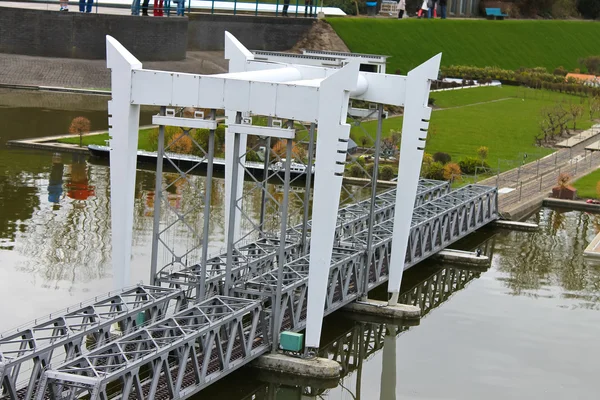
xmin=167 ymin=131 xmax=194 ymax=154
xmin=443 ymin=162 xmax=462 ymax=183
xmin=477 ymin=146 xmax=489 ymax=162
xmin=69 ymin=117 xmax=91 ymax=148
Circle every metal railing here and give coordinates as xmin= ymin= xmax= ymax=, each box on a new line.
xmin=0 ymin=0 xmax=319 ymax=17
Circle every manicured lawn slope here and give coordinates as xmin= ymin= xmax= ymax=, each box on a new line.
xmin=350 ymin=86 xmax=596 ymax=172
xmin=327 ymin=19 xmax=600 ymax=73
xmin=574 ymin=169 xmax=600 ymax=199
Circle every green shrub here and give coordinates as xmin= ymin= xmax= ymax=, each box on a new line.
xmin=459 ymin=156 xmax=490 ymax=175
xmin=433 ymin=152 xmax=451 ymax=164
xmin=579 ymin=55 xmax=600 ymax=75
xmin=348 ymin=163 xmax=366 ymax=178
xmin=366 ymin=163 xmax=375 ymax=177
xmin=245 ymin=150 xmax=261 ymax=162
xmin=424 ymin=161 xmax=444 ymax=180
xmin=379 ymin=165 xmax=396 ymax=181
xmin=553 ymin=66 xmax=568 ymax=76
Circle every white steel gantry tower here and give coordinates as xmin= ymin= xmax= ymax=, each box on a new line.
xmin=106 ymin=32 xmax=441 ymax=351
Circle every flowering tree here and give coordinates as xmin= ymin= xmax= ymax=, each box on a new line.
xmin=69 ymin=117 xmax=91 ymax=147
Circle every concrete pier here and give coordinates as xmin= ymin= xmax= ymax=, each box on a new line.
xmin=342 ymin=299 xmax=421 ymax=320
xmin=435 ymin=249 xmax=490 ymax=266
xmin=493 ymin=220 xmax=539 ymax=232
xmin=252 ymin=353 xmax=341 ymax=379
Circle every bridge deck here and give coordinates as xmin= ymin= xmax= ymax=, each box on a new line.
xmin=1 ymin=181 xmax=497 ymax=400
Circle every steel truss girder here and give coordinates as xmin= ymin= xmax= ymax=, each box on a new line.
xmin=233 ymin=185 xmax=497 ymax=338
xmin=35 ymin=296 xmax=268 ymax=400
xmin=155 ymin=179 xmax=449 ymax=300
xmin=299 ymin=179 xmax=450 ymax=240
xmin=0 ymin=286 xmax=185 ymax=400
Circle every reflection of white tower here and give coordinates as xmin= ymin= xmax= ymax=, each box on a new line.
xmin=380 ymin=325 xmax=397 ymax=400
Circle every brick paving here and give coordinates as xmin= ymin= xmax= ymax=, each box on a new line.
xmin=0 ymin=51 xmax=227 ymax=89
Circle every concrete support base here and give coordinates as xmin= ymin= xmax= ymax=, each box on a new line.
xmin=252 ymin=353 xmax=341 ymax=379
xmin=436 ymin=249 xmax=490 ymax=266
xmin=493 ymin=220 xmax=539 ymax=232
xmin=342 ymin=299 xmax=420 ymax=320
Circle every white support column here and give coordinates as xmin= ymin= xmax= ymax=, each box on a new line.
xmin=305 ymin=61 xmax=360 ymax=349
xmin=388 ymin=54 xmax=441 ymax=305
xmin=224 ymin=31 xmax=253 ymax=243
xmin=106 ymin=36 xmax=142 ymax=291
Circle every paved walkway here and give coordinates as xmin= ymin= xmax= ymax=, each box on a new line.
xmin=479 ymin=125 xmax=600 ymax=218
xmin=0 ymin=51 xmax=227 ymax=89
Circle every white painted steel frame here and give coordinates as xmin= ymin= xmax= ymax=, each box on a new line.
xmin=105 ymin=31 xmax=442 ymax=353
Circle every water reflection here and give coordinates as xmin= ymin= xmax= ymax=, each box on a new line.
xmin=494 ymin=208 xmax=600 ymax=307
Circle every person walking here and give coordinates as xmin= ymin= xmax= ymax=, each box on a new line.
xmin=439 ymin=0 xmax=447 ymax=18
xmin=153 ymin=0 xmax=164 ymax=16
xmin=175 ymin=0 xmax=185 ymax=16
xmin=304 ymin=0 xmax=313 ymax=17
xmin=427 ymin=0 xmax=434 ymax=18
xmin=131 ymin=0 xmax=140 ymax=15
xmin=79 ymin=0 xmax=93 ymax=12
xmin=282 ymin=0 xmax=290 ymax=16
xmin=418 ymin=0 xmax=427 ymax=17
xmin=397 ymin=0 xmax=405 ymax=18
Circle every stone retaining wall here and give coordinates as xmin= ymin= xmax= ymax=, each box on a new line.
xmin=0 ymin=7 xmax=188 ymax=61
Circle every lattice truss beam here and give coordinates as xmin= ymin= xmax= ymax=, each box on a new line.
xmin=0 ymin=286 xmax=185 ymax=400
xmin=155 ymin=179 xmax=450 ymax=300
xmin=34 ymin=296 xmax=267 ymax=400
xmin=232 ymin=185 xmax=498 ymax=334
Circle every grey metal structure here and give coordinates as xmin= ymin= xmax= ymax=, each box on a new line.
xmin=1 ymin=179 xmax=496 ymax=399
xmin=0 ymin=286 xmax=186 ymax=400
xmin=0 ymin=43 xmax=500 ymax=400
xmin=34 ymin=296 xmax=267 ymax=400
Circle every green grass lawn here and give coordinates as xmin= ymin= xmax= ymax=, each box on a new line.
xmin=351 ymin=85 xmax=596 ymax=172
xmin=327 ymin=18 xmax=600 ymax=74
xmin=573 ymin=169 xmax=600 ymax=199
xmin=57 ymin=128 xmax=157 ymax=151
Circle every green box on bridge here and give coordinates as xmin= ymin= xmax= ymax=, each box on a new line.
xmin=280 ymin=331 xmax=303 ymax=352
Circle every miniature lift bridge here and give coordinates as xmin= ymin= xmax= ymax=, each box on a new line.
xmin=0 ymin=33 xmax=498 ymax=400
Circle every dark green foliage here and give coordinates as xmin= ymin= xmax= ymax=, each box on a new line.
xmin=348 ymin=163 xmax=366 ymax=178
xmin=553 ymin=66 xmax=568 ymax=76
xmin=424 ymin=161 xmax=444 ymax=180
xmin=459 ymin=156 xmax=491 ymax=175
xmin=379 ymin=165 xmax=396 ymax=181
xmin=245 ymin=150 xmax=261 ymax=162
xmin=440 ymin=65 xmax=600 ymax=97
xmin=579 ymin=56 xmax=600 ymax=74
xmin=433 ymin=152 xmax=451 ymax=164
